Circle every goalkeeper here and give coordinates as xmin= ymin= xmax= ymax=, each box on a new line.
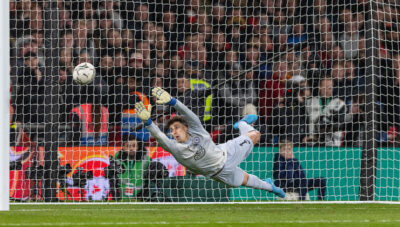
xmin=134 ymin=87 xmax=285 ymax=198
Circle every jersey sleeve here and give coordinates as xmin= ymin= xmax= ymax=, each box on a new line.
xmin=173 ymin=99 xmax=208 ymax=134
xmin=146 ymin=123 xmax=178 ymax=153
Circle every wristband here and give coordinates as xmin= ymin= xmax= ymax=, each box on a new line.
xmin=144 ymin=118 xmax=153 ymax=126
xmin=168 ymin=97 xmax=177 ymax=106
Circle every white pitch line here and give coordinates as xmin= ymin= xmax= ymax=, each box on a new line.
xmin=11 ymin=207 xmax=290 ymax=212
xmin=9 ymin=206 xmax=400 ymax=212
xmin=3 ymin=220 xmax=400 ymax=226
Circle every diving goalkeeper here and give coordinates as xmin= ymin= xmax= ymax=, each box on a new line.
xmin=134 ymin=87 xmax=285 ymax=198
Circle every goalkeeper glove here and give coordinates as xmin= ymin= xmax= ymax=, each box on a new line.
xmin=135 ymin=102 xmax=153 ymax=126
xmin=152 ymin=87 xmax=176 ymax=105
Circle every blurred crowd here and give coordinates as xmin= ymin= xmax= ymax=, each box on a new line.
xmin=9 ymin=0 xmax=400 ymax=148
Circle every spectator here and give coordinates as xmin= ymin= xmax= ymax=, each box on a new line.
xmin=269 ymin=76 xmax=312 ymax=145
xmin=259 ymin=60 xmax=287 ymax=122
xmin=161 ymin=9 xmax=184 ymax=52
xmin=75 ymin=49 xmax=93 ymax=66
xmin=211 ymin=3 xmax=227 ymax=31
xmin=9 ymin=0 xmax=18 ymax=38
xmin=130 ymin=3 xmax=151 ymax=39
xmin=169 ymin=54 xmax=184 ymax=77
xmin=333 ymin=7 xmax=353 ymax=39
xmin=225 ymin=49 xmax=239 ymax=66
xmin=179 ymin=33 xmax=204 ymax=62
xmin=261 ymin=0 xmax=276 ymax=17
xmin=175 ymin=73 xmax=213 ymax=130
xmin=113 ymin=49 xmax=128 ymax=83
xmin=72 ymin=20 xmax=97 ymax=62
xmin=380 ymin=53 xmax=400 ymax=142
xmin=128 ymin=52 xmax=145 ymax=72
xmin=29 ymin=2 xmax=44 ymax=31
xmin=12 ymin=0 xmax=32 ymax=37
xmin=332 ymin=60 xmax=364 ymax=102
xmin=317 ymin=24 xmax=337 ymax=68
xmin=98 ymin=53 xmax=115 ymax=85
xmin=104 ymin=29 xmax=123 ymax=56
xmin=226 ymin=23 xmax=245 ymax=52
xmin=331 ymin=44 xmax=346 ymax=62
xmin=197 ymin=10 xmax=213 ymax=43
xmin=15 ymin=35 xmax=45 ymax=69
xmin=121 ymin=29 xmax=135 ymax=51
xmin=97 ymin=11 xmax=114 ymax=39
xmin=185 ymin=45 xmax=212 ymax=81
xmin=217 ymin=62 xmax=257 ymax=125
xmin=60 ymin=30 xmax=74 ymax=49
xmin=31 ymin=30 xmax=44 ymax=53
xmin=118 ymin=76 xmax=151 ymax=141
xmin=226 ymin=7 xmax=245 ymax=31
xmin=59 ymin=5 xmax=73 ymax=30
xmin=287 ymin=21 xmax=307 ymax=46
xmin=338 ymin=19 xmax=361 ymax=60
xmin=208 ymin=32 xmax=229 ymax=71
xmin=97 ymin=0 xmax=124 ymax=29
xmin=273 ymin=137 xmax=327 ymax=200
xmin=115 ymin=135 xmax=168 ymax=201
xmin=140 ymin=22 xmax=157 ymax=46
xmin=380 ymin=22 xmax=400 ymax=57
xmin=259 ymin=26 xmax=274 ymax=61
xmin=184 ymin=0 xmax=201 ymax=24
xmin=59 ymin=48 xmax=74 ymax=75
xmin=155 ymin=33 xmax=169 ymax=61
xmin=15 ymin=53 xmax=46 ymax=124
xmin=270 ymin=9 xmax=290 ymax=37
xmin=313 ymin=16 xmax=335 ymax=42
xmin=81 ymin=1 xmax=98 ymax=36
xmin=152 ymin=61 xmax=169 ymax=79
xmin=135 ymin=40 xmax=154 ymax=69
xmin=243 ymin=45 xmax=260 ymax=76
xmin=58 ymin=67 xmax=77 ymax=122
xmin=305 ymin=77 xmax=351 ymax=146
xmin=70 ymin=96 xmax=110 ymax=146
xmin=344 ymin=94 xmax=365 ymax=147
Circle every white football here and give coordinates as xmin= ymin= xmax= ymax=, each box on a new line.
xmin=73 ymin=62 xmax=95 ymax=85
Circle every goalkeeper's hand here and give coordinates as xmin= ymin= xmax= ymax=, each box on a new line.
xmin=152 ymin=87 xmax=176 ymax=105
xmin=135 ymin=102 xmax=153 ymax=126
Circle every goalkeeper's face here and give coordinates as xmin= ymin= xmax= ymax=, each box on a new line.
xmin=169 ymin=122 xmax=189 ymax=143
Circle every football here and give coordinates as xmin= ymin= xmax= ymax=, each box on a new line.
xmin=73 ymin=62 xmax=95 ymax=85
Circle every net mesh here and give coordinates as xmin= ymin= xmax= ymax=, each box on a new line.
xmin=8 ymin=0 xmax=400 ymax=202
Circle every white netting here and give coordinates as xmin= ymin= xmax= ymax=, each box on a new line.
xmin=8 ymin=0 xmax=400 ymax=202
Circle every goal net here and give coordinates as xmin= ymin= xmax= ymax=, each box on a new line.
xmin=8 ymin=0 xmax=399 ymax=202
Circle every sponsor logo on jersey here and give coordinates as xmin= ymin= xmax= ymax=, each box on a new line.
xmin=194 ymin=146 xmax=206 ymax=160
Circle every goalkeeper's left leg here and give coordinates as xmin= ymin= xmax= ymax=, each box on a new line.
xmin=234 ymin=115 xmax=260 ymax=145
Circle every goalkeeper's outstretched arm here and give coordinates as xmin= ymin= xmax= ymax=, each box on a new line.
xmin=134 ymin=102 xmax=177 ymax=152
xmin=152 ymin=87 xmax=206 ymax=132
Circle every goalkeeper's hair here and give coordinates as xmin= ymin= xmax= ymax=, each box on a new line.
xmin=167 ymin=116 xmax=189 ymax=129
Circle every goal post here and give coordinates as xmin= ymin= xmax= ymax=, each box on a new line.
xmin=359 ymin=1 xmax=378 ymax=201
xmin=1 ymin=0 xmax=10 ymax=211
xmin=8 ymin=0 xmax=400 ymax=203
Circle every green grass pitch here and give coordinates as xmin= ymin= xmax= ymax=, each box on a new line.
xmin=1 ymin=203 xmax=400 ymax=226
